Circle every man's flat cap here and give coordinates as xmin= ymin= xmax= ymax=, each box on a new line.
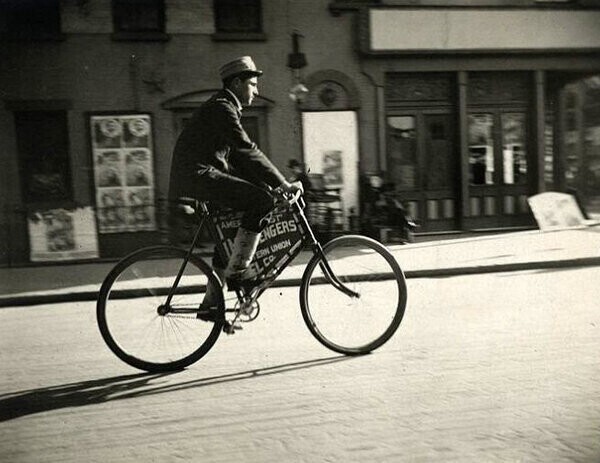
xmin=219 ymin=56 xmax=263 ymax=81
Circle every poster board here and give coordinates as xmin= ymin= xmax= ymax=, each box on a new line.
xmin=90 ymin=114 xmax=156 ymax=233
xmin=28 ymin=207 xmax=99 ymax=262
xmin=322 ymin=150 xmax=343 ymax=187
xmin=528 ymin=192 xmax=586 ymax=231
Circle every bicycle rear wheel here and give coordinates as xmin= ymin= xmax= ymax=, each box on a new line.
xmin=97 ymin=246 xmax=224 ymax=372
xmin=300 ymin=235 xmax=406 ymax=355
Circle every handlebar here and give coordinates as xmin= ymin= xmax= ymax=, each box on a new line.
xmin=274 ymin=181 xmax=304 ymax=207
xmin=285 ymin=187 xmax=303 ymax=206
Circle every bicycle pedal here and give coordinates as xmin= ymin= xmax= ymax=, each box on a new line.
xmin=223 ymin=321 xmax=243 ymax=334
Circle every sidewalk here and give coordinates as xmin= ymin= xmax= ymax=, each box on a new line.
xmin=1 ymin=226 xmax=599 ymax=307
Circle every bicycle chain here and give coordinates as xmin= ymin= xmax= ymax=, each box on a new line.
xmin=164 ymin=314 xmax=199 ymax=320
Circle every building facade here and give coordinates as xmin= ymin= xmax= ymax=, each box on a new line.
xmin=342 ymin=0 xmax=600 ymax=233
xmin=1 ymin=0 xmax=599 ymax=266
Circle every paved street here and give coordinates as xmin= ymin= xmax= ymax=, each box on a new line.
xmin=1 ymin=267 xmax=599 ymax=462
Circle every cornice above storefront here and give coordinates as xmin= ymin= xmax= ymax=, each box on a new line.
xmin=329 ymin=1 xmax=380 ymax=16
xmin=330 ymin=0 xmax=600 ymax=15
xmin=161 ymin=90 xmax=274 ymax=110
xmin=358 ymin=6 xmax=600 ymax=56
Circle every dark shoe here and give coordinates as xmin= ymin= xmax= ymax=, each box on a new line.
xmin=197 ymin=271 xmax=224 ymax=321
xmin=225 ymin=276 xmax=261 ymax=292
xmin=223 ymin=320 xmax=243 ymax=334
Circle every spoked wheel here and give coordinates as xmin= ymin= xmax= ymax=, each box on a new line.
xmin=97 ymin=246 xmax=224 ymax=372
xmin=300 ymin=236 xmax=407 ymax=355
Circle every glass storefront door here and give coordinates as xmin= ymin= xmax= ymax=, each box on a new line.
xmin=467 ymin=109 xmax=533 ymax=228
xmin=465 ymin=71 xmax=535 ymax=229
xmin=387 ymin=110 xmax=459 ymax=232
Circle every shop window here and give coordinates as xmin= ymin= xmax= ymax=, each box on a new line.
xmin=112 ymin=0 xmax=166 ymax=39
xmin=544 ymin=105 xmax=555 ymax=190
xmin=387 ymin=116 xmax=418 ymax=191
xmin=385 ymin=73 xmax=453 ymax=104
xmin=425 ymin=114 xmax=455 ymax=190
xmin=0 ymin=0 xmax=61 ymax=41
xmin=213 ymin=0 xmax=262 ymax=35
xmin=14 ymin=110 xmax=73 ymax=203
xmin=468 ymin=114 xmax=495 ymax=185
xmin=468 ymin=72 xmax=529 ymax=105
xmin=501 ymin=113 xmax=527 ymax=185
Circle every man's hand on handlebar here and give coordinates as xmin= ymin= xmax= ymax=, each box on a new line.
xmin=275 ymin=181 xmax=303 ymax=205
xmin=280 ymin=180 xmax=303 ymax=195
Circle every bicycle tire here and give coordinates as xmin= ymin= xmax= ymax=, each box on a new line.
xmin=299 ymin=235 xmax=407 ymax=355
xmin=97 ymin=245 xmax=224 ymax=372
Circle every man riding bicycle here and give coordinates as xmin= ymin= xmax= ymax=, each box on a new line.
xmin=168 ymin=56 xmax=300 ymax=302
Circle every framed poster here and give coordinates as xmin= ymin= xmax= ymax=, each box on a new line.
xmin=90 ymin=114 xmax=156 ymax=233
xmin=28 ymin=207 xmax=99 ymax=262
xmin=322 ymin=150 xmax=343 ymax=187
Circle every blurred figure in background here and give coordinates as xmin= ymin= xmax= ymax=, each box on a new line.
xmin=287 ymin=159 xmax=312 ymax=193
xmin=360 ymin=173 xmax=418 ymax=243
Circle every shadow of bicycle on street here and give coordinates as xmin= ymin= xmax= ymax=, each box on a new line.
xmin=0 ymin=355 xmax=352 ymax=422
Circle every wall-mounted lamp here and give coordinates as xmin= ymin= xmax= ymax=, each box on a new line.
xmin=289 ymin=82 xmax=309 ymax=103
xmin=287 ymin=31 xmax=307 ymax=70
xmin=287 ymin=31 xmax=309 ymax=103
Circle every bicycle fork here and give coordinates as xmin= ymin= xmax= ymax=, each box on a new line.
xmin=313 ymin=244 xmax=360 ymax=299
xmin=293 ymin=203 xmax=360 ymax=299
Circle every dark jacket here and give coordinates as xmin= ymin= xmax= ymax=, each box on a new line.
xmin=169 ymin=89 xmax=285 ymax=200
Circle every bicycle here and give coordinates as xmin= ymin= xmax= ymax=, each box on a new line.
xmin=97 ymin=188 xmax=407 ymax=372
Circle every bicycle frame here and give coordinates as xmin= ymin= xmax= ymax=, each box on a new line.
xmin=165 ymin=193 xmax=359 ymax=312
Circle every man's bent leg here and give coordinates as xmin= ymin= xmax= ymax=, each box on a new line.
xmin=224 ymin=227 xmax=261 ymax=281
xmin=197 ymin=167 xmax=275 ymax=232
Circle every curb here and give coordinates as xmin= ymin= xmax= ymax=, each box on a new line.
xmin=2 ymin=256 xmax=599 ymax=309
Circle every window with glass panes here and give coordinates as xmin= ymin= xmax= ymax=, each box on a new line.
xmin=214 ymin=0 xmax=262 ymax=33
xmin=14 ymin=110 xmax=73 ymax=203
xmin=112 ymin=0 xmax=165 ymax=33
xmin=0 ymin=0 xmax=61 ymax=40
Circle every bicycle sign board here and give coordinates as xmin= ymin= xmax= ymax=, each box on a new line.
xmin=212 ymin=205 xmax=306 ymax=280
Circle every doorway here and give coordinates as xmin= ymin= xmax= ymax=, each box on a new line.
xmin=386 ymin=110 xmax=459 ymax=232
xmin=301 ymin=111 xmax=359 ymax=228
xmin=466 ymin=109 xmax=533 ymax=228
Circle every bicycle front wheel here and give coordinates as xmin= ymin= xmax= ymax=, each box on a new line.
xmin=97 ymin=246 xmax=224 ymax=372
xmin=300 ymin=235 xmax=407 ymax=355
